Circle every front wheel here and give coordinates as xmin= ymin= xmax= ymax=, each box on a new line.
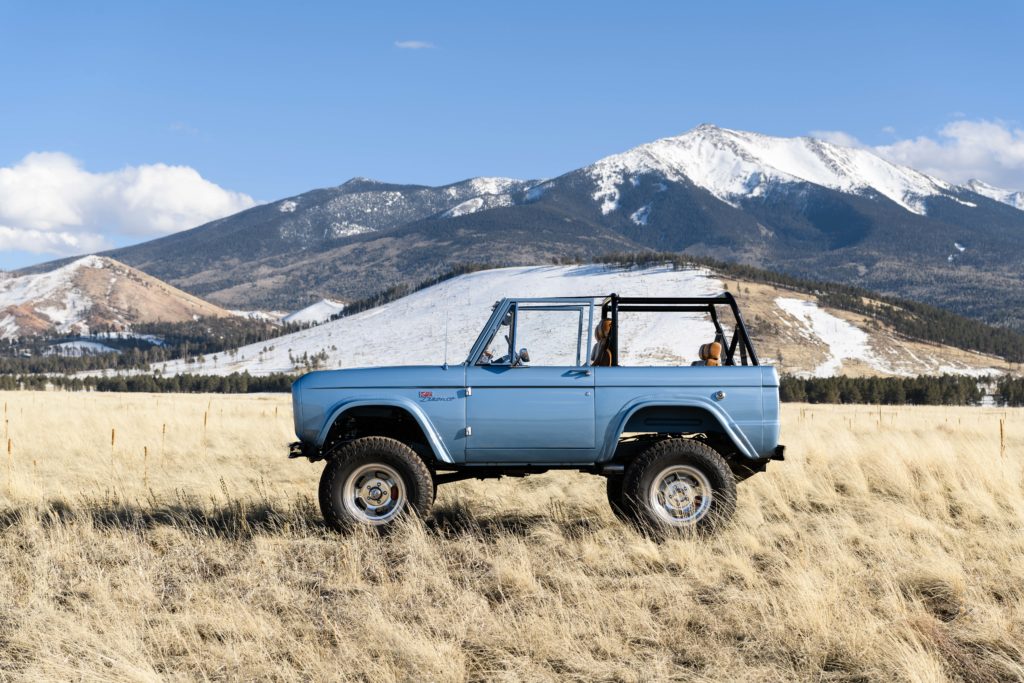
xmin=621 ymin=439 xmax=736 ymax=536
xmin=319 ymin=436 xmax=434 ymax=531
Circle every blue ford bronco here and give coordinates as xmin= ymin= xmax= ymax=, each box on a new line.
xmin=290 ymin=293 xmax=784 ymax=534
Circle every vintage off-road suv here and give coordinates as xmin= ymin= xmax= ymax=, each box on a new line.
xmin=290 ymin=293 xmax=784 ymax=534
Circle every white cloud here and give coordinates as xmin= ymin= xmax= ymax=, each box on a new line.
xmin=0 ymin=152 xmax=256 ymax=258
xmin=808 ymin=120 xmax=1024 ymax=190
xmin=0 ymin=225 xmax=107 ymax=255
xmin=394 ymin=40 xmax=435 ymax=49
xmin=874 ymin=120 xmax=1024 ymax=189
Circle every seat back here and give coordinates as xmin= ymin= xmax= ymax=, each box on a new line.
xmin=590 ymin=319 xmax=613 ymax=367
xmin=698 ymin=341 xmax=722 ymax=367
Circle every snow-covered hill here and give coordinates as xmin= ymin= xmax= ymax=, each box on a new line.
xmin=964 ymin=179 xmax=1024 ymax=211
xmin=587 ymin=124 xmax=955 ymax=215
xmin=153 ymin=265 xmax=1009 ymax=379
xmin=281 ymin=299 xmax=345 ymax=326
xmin=0 ymin=256 xmax=231 ymax=339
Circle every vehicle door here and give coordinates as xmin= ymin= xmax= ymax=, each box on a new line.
xmin=465 ymin=302 xmax=596 ymax=463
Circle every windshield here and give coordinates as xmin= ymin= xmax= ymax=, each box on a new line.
xmin=474 ymin=302 xmax=591 ymax=367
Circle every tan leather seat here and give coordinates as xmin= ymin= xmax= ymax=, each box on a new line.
xmin=698 ymin=341 xmax=722 ymax=367
xmin=591 ymin=319 xmax=614 ymax=367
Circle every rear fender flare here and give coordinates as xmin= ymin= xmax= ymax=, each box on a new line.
xmin=601 ymin=396 xmax=759 ymax=462
xmin=316 ymin=397 xmax=454 ymax=464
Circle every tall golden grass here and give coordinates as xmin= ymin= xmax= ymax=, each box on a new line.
xmin=0 ymin=391 xmax=1021 ymax=681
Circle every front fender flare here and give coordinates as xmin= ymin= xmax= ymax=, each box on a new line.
xmin=316 ymin=397 xmax=454 ymax=464
xmin=601 ymin=395 xmax=760 ymax=462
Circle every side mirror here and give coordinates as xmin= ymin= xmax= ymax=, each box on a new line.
xmin=513 ymin=348 xmax=530 ymax=366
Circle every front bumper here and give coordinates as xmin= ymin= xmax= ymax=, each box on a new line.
xmin=771 ymin=444 xmax=785 ymax=461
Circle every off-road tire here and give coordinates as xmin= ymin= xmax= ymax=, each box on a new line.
xmin=621 ymin=439 xmax=736 ymax=536
xmin=605 ymin=476 xmax=633 ymax=523
xmin=319 ymin=436 xmax=433 ymax=532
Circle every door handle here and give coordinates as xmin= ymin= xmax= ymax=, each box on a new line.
xmin=569 ymin=369 xmax=592 ymax=376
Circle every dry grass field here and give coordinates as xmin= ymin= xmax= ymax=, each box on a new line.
xmin=0 ymin=391 xmax=1022 ymax=682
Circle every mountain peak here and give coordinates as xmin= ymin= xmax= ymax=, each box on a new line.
xmin=964 ymin=178 xmax=1024 ymax=210
xmin=66 ymin=254 xmax=116 ymax=271
xmin=0 ymin=256 xmax=230 ymax=339
xmin=339 ymin=176 xmax=388 ymax=189
xmin=587 ymin=124 xmax=951 ymax=215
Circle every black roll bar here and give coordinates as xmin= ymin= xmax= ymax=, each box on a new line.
xmin=600 ymin=292 xmax=759 ymax=366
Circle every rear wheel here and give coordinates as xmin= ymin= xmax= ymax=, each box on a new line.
xmin=319 ymin=436 xmax=433 ymax=531
xmin=621 ymin=439 xmax=736 ymax=536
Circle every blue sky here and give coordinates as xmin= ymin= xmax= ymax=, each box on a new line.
xmin=1 ymin=0 xmax=1023 ymax=268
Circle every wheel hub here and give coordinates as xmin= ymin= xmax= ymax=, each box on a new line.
xmin=343 ymin=465 xmax=406 ymax=525
xmin=650 ymin=465 xmax=712 ymax=526
xmin=362 ymin=477 xmax=391 ymax=504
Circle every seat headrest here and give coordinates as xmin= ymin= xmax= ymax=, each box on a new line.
xmin=699 ymin=342 xmax=722 ymax=362
xmin=595 ymin=319 xmax=613 ymax=341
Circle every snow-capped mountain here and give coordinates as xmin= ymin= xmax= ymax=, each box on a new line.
xmin=964 ymin=179 xmax=1024 ymax=211
xmin=0 ymin=256 xmax=231 ymax=339
xmin=151 ymin=265 xmax=1009 ymax=379
xmin=268 ymin=176 xmax=535 ymax=244
xmin=28 ymin=124 xmax=1024 ymax=328
xmin=587 ymin=124 xmax=956 ymax=216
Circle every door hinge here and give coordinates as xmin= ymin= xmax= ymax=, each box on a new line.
xmin=465 ymin=426 xmax=472 ymax=437
xmin=466 ymin=386 xmax=472 ymax=396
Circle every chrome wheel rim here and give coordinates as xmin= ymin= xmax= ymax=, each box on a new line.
xmin=343 ymin=463 xmax=406 ymax=525
xmin=649 ymin=465 xmax=713 ymax=525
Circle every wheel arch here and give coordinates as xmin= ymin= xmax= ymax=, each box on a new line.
xmin=602 ymin=398 xmax=760 ymax=463
xmin=316 ymin=398 xmax=454 ymax=464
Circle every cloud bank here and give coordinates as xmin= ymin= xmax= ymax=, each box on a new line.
xmin=0 ymin=152 xmax=256 ymax=258
xmin=813 ymin=120 xmax=1024 ymax=190
xmin=876 ymin=120 xmax=1024 ymax=189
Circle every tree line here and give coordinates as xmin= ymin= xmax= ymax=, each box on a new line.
xmin=0 ymin=317 xmax=308 ymax=375
xmin=0 ymin=372 xmax=295 ymax=393
xmin=996 ymin=377 xmax=1024 ymax=407
xmin=780 ymin=375 xmax=993 ymax=406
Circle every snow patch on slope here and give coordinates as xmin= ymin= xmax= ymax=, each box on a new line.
xmin=328 ymin=222 xmax=374 ymax=238
xmin=775 ymin=297 xmax=880 ymax=377
xmin=447 ymin=197 xmax=484 ymax=217
xmin=630 ymin=204 xmax=651 ymax=226
xmin=443 ymin=193 xmax=515 ymax=218
xmin=282 ymin=299 xmax=345 ymax=326
xmin=466 ymin=177 xmax=524 ymax=197
xmin=44 ymin=340 xmax=119 ymax=356
xmin=229 ymin=309 xmax=285 ymax=323
xmin=588 ymin=124 xmax=954 ymax=216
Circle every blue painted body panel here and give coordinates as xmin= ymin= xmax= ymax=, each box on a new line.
xmin=466 ymin=365 xmax=595 ymax=462
xmin=292 ymin=366 xmax=468 ymax=463
xmin=291 ymin=299 xmax=782 ymax=466
xmin=595 ymin=365 xmax=768 ymax=461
